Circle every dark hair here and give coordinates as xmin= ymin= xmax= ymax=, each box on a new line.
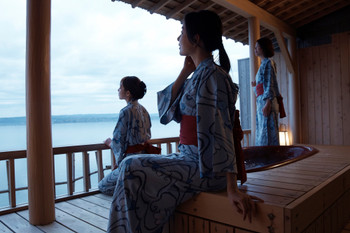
xmin=121 ymin=76 xmax=147 ymax=100
xmin=256 ymin=37 xmax=275 ymax=58
xmin=184 ymin=10 xmax=231 ymax=73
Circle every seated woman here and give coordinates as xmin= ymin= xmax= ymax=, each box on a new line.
xmin=100 ymin=10 xmax=263 ymax=233
xmin=99 ymin=76 xmax=152 ymax=194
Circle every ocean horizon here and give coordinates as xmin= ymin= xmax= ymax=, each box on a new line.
xmin=0 ymin=113 xmax=180 ymax=208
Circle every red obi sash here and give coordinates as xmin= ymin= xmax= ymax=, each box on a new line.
xmin=180 ymin=115 xmax=198 ymax=146
xmin=125 ymin=142 xmax=161 ymax=154
xmin=256 ymin=83 xmax=264 ymax=97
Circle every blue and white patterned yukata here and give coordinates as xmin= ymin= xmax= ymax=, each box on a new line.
xmin=110 ymin=101 xmax=151 ymax=166
xmin=255 ymin=58 xmax=280 ymax=146
xmin=99 ymin=57 xmax=239 ymax=233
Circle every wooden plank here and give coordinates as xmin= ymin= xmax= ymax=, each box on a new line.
xmin=245 ymin=178 xmax=313 ymax=192
xmin=330 ymin=34 xmax=343 ymax=145
xmin=6 ymin=159 xmax=15 ymax=208
xmin=94 ymin=193 xmax=113 ymax=202
xmin=312 ymin=46 xmax=323 ymax=145
xmin=252 ymin=169 xmax=328 ymax=182
xmin=95 ymin=150 xmax=104 ymax=182
xmin=240 ymin=184 xmax=305 ymax=199
xmin=81 ymin=195 xmax=112 ymax=209
xmin=320 ymin=45 xmax=331 ymax=145
xmin=16 ymin=209 xmax=74 ymax=233
xmin=172 ymin=212 xmax=189 ymax=233
xmin=0 ymin=212 xmax=42 ymax=232
xmin=0 ymin=221 xmax=12 ymax=233
xmin=176 ymin=191 xmax=285 ymax=233
xmin=247 ymin=172 xmax=321 ymax=186
xmin=66 ymin=153 xmax=74 ymax=195
xmin=56 ymin=202 xmax=108 ymax=231
xmin=188 ymin=216 xmax=209 ymax=233
xmin=268 ymin=166 xmax=331 ymax=177
xmin=285 ymin=167 xmax=350 ymax=233
xmin=340 ymin=32 xmax=350 ymax=145
xmin=83 ymin=151 xmax=91 ymax=192
xmin=306 ymin=48 xmax=316 ymax=144
xmin=67 ymin=198 xmax=109 ymax=219
xmin=55 ymin=208 xmax=105 ymax=233
xmin=210 ymin=222 xmax=234 ymax=233
xmin=298 ymin=48 xmax=308 ymax=143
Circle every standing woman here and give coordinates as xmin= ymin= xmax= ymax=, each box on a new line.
xmin=252 ymin=37 xmax=280 ymax=146
xmin=104 ymin=10 xmax=262 ymax=233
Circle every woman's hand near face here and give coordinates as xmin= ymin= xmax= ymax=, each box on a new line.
xmin=182 ymin=56 xmax=196 ymax=77
xmin=171 ymin=56 xmax=196 ymax=103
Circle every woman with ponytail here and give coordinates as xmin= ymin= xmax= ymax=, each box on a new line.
xmin=104 ymin=11 xmax=262 ymax=233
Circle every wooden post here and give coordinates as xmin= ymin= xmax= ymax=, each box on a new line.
xmin=248 ymin=17 xmax=260 ymax=146
xmin=26 ymin=0 xmax=55 ymax=225
xmin=288 ymin=37 xmax=300 ymax=144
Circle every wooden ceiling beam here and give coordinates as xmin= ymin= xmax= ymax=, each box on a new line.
xmin=149 ymin=0 xmax=171 ymax=14
xmin=290 ymin=1 xmax=350 ymax=28
xmin=212 ymin=0 xmax=296 ymax=38
xmin=131 ymin=0 xmax=145 ymax=8
xmin=166 ymin=0 xmax=194 ymax=19
xmin=275 ymin=30 xmax=295 ymax=74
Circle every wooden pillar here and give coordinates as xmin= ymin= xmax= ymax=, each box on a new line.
xmin=26 ymin=0 xmax=55 ymax=225
xmin=287 ymin=37 xmax=300 ymax=144
xmin=248 ymin=17 xmax=260 ymax=146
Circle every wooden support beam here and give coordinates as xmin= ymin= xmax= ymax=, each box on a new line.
xmin=248 ymin=17 xmax=260 ymax=146
xmin=26 ymin=0 xmax=55 ymax=225
xmin=212 ymin=0 xmax=296 ymax=38
xmin=274 ymin=30 xmax=295 ymax=74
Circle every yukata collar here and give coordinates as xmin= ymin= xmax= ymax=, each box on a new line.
xmin=127 ymin=100 xmax=138 ymax=106
xmin=196 ymin=56 xmax=214 ymax=70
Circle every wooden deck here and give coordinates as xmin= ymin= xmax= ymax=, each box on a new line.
xmin=1 ymin=145 xmax=350 ymax=233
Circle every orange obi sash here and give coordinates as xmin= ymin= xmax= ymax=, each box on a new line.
xmin=256 ymin=83 xmax=264 ymax=97
xmin=180 ymin=115 xmax=198 ymax=146
xmin=125 ymin=142 xmax=161 ymax=154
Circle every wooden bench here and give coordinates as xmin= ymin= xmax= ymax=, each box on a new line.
xmin=163 ymin=145 xmax=350 ymax=233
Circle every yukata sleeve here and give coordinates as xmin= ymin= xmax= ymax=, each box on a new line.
xmin=157 ymin=83 xmax=183 ymax=125
xmin=110 ymin=109 xmax=129 ymax=166
xmin=196 ymin=73 xmax=236 ymax=178
xmin=262 ymin=60 xmax=277 ymax=101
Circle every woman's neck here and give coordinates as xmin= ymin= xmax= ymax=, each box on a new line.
xmin=190 ymin=49 xmax=212 ymax=68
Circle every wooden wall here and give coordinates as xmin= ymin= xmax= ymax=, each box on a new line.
xmin=298 ymin=32 xmax=350 ymax=145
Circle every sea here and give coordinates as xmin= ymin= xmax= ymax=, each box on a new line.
xmin=0 ymin=114 xmax=179 ymax=208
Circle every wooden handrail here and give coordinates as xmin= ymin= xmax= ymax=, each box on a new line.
xmin=0 ymin=132 xmax=251 ymax=215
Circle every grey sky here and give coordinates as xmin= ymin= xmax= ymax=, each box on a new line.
xmin=0 ymin=0 xmax=249 ymax=118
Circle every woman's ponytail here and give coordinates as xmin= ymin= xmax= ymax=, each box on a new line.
xmin=218 ymin=43 xmax=231 ymax=73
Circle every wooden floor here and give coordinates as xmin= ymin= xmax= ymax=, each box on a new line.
xmin=0 ymin=192 xmax=349 ymax=233
xmin=0 ymin=193 xmax=112 ymax=233
xmin=1 ymin=145 xmax=350 ymax=233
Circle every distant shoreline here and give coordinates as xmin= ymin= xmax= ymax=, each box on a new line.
xmin=0 ymin=113 xmax=160 ymax=126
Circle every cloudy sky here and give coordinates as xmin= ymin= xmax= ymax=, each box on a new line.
xmin=0 ymin=0 xmax=249 ymax=118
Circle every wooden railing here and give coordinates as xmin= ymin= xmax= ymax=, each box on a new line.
xmin=0 ymin=131 xmax=251 ymax=216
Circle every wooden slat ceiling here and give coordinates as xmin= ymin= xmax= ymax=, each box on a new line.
xmin=112 ymin=0 xmax=350 ymax=46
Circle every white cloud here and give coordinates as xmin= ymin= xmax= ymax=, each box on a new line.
xmin=0 ymin=0 xmax=248 ymax=118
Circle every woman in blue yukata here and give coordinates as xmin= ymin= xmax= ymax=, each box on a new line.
xmin=251 ymin=37 xmax=281 ymax=146
xmin=102 ymin=76 xmax=153 ymax=169
xmin=99 ymin=10 xmax=263 ymax=233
